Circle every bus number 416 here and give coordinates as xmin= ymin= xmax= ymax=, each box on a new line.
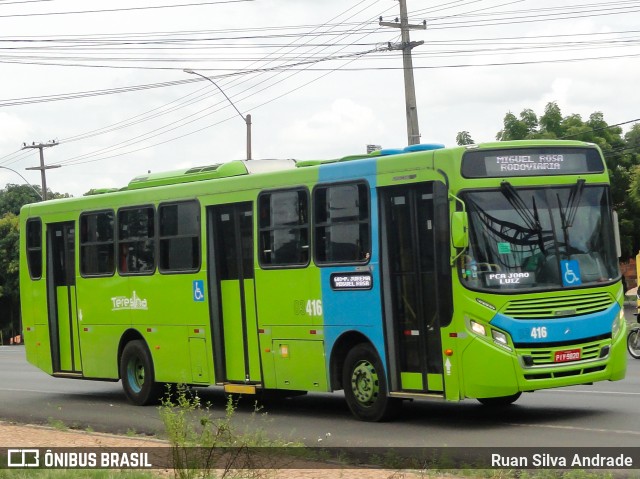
xmin=530 ymin=326 xmax=547 ymax=339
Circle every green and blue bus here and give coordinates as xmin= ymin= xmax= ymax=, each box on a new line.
xmin=20 ymin=139 xmax=627 ymax=421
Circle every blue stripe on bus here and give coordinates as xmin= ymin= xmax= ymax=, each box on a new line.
xmin=318 ymin=159 xmax=388 ymax=374
xmin=489 ymin=303 xmax=619 ymax=344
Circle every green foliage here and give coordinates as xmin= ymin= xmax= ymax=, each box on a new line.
xmin=158 ymin=385 xmax=296 ymax=479
xmin=0 ymin=214 xmax=19 ymax=300
xmin=0 ymin=184 xmax=41 ymax=216
xmin=456 ymin=131 xmax=475 ymax=145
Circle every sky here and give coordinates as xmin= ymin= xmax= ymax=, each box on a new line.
xmin=0 ymin=0 xmax=639 ymax=197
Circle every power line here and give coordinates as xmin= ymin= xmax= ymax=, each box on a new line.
xmin=0 ymin=0 xmax=255 ymax=19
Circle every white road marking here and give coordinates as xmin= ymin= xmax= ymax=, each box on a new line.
xmin=509 ymin=422 xmax=640 ymax=436
xmin=538 ymin=389 xmax=640 ymax=396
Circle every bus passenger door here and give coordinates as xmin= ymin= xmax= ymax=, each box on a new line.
xmin=46 ymin=221 xmax=82 ymax=374
xmin=207 ymin=203 xmax=261 ymax=384
xmin=380 ymin=182 xmax=452 ymax=394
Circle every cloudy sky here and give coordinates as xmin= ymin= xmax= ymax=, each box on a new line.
xmin=0 ymin=0 xmax=638 ymax=197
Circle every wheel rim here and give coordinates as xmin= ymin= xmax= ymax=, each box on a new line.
xmin=350 ymin=359 xmax=379 ymax=407
xmin=126 ymin=356 xmax=145 ymax=393
xmin=629 ymin=330 xmax=640 ymax=356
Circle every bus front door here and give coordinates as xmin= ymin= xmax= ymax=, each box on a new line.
xmin=207 ymin=203 xmax=261 ymax=385
xmin=380 ymin=181 xmax=452 ymax=395
xmin=46 ymin=221 xmax=82 ymax=374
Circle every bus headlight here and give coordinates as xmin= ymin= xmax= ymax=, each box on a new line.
xmin=470 ymin=320 xmax=486 ymax=336
xmin=491 ymin=330 xmax=512 ymax=351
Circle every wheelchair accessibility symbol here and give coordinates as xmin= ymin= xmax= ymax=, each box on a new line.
xmin=193 ymin=280 xmax=205 ymax=302
xmin=560 ymin=260 xmax=581 ymax=287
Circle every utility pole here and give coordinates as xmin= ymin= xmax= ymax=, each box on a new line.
xmin=380 ymin=0 xmax=426 ymax=145
xmin=184 ymin=69 xmax=252 ymax=160
xmin=22 ymin=141 xmax=60 ymax=201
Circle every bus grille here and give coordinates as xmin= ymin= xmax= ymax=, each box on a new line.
xmin=518 ymin=339 xmax=607 ymax=366
xmin=502 ymin=292 xmax=612 ymax=319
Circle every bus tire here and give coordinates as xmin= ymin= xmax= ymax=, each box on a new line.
xmin=628 ymin=327 xmax=640 ymax=359
xmin=477 ymin=392 xmax=521 ymax=407
xmin=343 ymin=343 xmax=400 ymax=422
xmin=119 ymin=340 xmax=164 ymax=406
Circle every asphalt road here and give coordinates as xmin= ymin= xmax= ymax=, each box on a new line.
xmin=1 ymin=318 xmax=639 ymax=448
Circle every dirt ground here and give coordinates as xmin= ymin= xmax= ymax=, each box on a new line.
xmin=0 ymin=421 xmax=441 ymax=478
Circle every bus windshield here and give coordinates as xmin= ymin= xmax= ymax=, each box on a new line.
xmin=460 ymin=183 xmax=619 ymax=292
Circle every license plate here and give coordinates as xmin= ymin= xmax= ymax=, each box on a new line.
xmin=554 ymin=348 xmax=581 ymax=363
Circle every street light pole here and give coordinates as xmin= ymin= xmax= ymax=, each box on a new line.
xmin=0 ymin=165 xmax=43 ymax=200
xmin=183 ymin=69 xmax=252 ymax=160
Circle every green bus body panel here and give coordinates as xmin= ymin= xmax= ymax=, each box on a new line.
xmin=221 ymin=280 xmax=245 ymax=381
xmin=17 ymin=139 xmax=625 ymax=408
xmin=400 ymin=372 xmax=423 ymax=391
xmin=55 ymin=285 xmax=81 ymax=372
xmin=188 ymin=338 xmax=211 ymax=384
xmin=220 ymin=280 xmax=261 ymax=382
xmin=243 ymin=281 xmax=261 ymax=381
xmin=272 ymin=340 xmax=327 ymax=391
xmin=461 ymin=339 xmax=519 ymax=398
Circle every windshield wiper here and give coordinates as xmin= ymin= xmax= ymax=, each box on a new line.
xmin=556 ymin=179 xmax=585 ymax=250
xmin=500 ymin=181 xmax=546 ymax=250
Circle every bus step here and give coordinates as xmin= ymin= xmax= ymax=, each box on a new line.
xmin=223 ymin=383 xmax=258 ymax=395
xmin=389 ymin=391 xmax=444 ymax=400
xmin=52 ymin=372 xmax=83 ymax=379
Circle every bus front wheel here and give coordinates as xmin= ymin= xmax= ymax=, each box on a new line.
xmin=342 ymin=343 xmax=400 ymax=422
xmin=120 ymin=340 xmax=164 ymax=405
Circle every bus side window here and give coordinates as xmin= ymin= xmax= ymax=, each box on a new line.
xmin=258 ymin=189 xmax=309 ymax=268
xmin=313 ymin=182 xmax=370 ymax=265
xmin=26 ymin=218 xmax=43 ymax=279
xmin=158 ymin=201 xmax=200 ymax=273
xmin=118 ymin=206 xmax=156 ymax=275
xmin=80 ymin=210 xmax=115 ymax=277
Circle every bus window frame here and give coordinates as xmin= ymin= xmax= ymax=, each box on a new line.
xmin=25 ymin=217 xmax=43 ymax=280
xmin=79 ymin=209 xmax=116 ymax=278
xmin=117 ymin=204 xmax=157 ymax=276
xmin=157 ymin=199 xmax=202 ymax=275
xmin=257 ymin=186 xmax=311 ymax=270
xmin=312 ymin=179 xmax=372 ymax=267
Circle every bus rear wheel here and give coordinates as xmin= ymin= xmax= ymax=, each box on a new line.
xmin=343 ymin=343 xmax=400 ymax=422
xmin=120 ymin=340 xmax=164 ymax=405
xmin=477 ymin=392 xmax=521 ymax=407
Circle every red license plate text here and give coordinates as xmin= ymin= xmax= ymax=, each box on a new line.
xmin=554 ymin=348 xmax=581 ymax=363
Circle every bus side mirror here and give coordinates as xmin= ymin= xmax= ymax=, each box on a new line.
xmin=451 ymin=211 xmax=469 ymax=249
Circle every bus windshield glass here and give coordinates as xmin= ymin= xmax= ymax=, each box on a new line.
xmin=460 ymin=183 xmax=619 ymax=292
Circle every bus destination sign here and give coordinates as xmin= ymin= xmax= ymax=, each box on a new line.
xmin=462 ymin=148 xmax=604 ymax=178
xmin=487 ymin=153 xmax=585 ymax=175
xmin=330 ymin=272 xmax=373 ymax=291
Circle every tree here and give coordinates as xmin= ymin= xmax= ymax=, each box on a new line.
xmin=0 ymin=214 xmax=20 ymax=341
xmin=456 ymin=131 xmax=474 ymax=145
xmin=0 ymin=184 xmax=41 ymax=216
xmin=0 ymin=183 xmax=71 ymax=217
xmin=496 ymin=110 xmax=537 ymax=140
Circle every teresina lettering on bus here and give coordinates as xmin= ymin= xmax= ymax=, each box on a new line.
xmin=111 ymin=291 xmax=148 ymax=311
